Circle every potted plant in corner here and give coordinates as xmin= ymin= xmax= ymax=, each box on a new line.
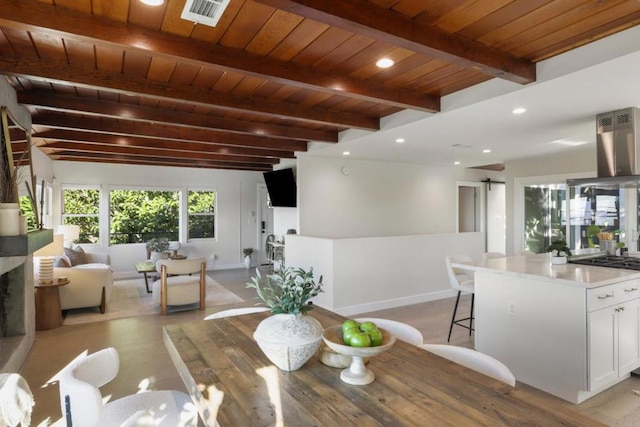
xmin=547 ymin=239 xmax=572 ymax=265
xmin=146 ymin=237 xmax=170 ymax=263
xmin=247 ymin=266 xmax=324 ymax=371
xmin=242 ymin=248 xmax=253 ymax=269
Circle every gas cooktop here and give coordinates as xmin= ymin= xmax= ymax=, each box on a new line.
xmin=568 ymin=255 xmax=640 ymax=271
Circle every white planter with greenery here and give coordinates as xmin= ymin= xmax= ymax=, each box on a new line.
xmin=243 ymin=248 xmax=253 ymax=269
xmin=247 ymin=266 xmax=324 ymax=371
xmin=253 ymin=313 xmax=323 ymax=371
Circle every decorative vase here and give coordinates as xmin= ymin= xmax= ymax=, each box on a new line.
xmin=244 ymin=255 xmax=251 ymax=269
xmin=0 ymin=203 xmax=20 ymax=236
xmin=253 ymin=313 xmax=323 ymax=371
xmin=38 ymin=256 xmax=55 ymax=284
xmin=551 ymin=256 xmax=567 ymax=265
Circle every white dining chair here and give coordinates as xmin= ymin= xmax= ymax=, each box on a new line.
xmin=444 ymin=255 xmax=475 ymax=342
xmin=204 ymin=306 xmax=270 ymax=320
xmin=482 ymin=252 xmax=505 ymax=261
xmin=59 ymin=347 xmax=197 ymax=427
xmin=355 ymin=317 xmax=423 ymax=346
xmin=420 ymin=344 xmax=516 ymax=387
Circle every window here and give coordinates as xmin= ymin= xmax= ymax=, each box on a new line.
xmin=568 ymin=186 xmax=624 ymax=249
xmin=109 ymin=189 xmax=179 ymax=245
xmin=523 ymin=184 xmax=566 ymax=253
xmin=20 ymin=180 xmax=52 ymax=231
xmin=188 ymin=190 xmax=215 ymax=240
xmin=62 ymin=187 xmax=100 ymax=243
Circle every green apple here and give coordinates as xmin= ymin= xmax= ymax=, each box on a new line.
xmin=342 ymin=319 xmax=359 ymax=333
xmin=342 ymin=326 xmax=360 ymax=345
xmin=359 ymin=321 xmax=378 ymax=333
xmin=368 ymin=329 xmax=383 ymax=346
xmin=349 ymin=332 xmax=372 ymax=347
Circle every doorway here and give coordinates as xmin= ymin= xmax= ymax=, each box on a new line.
xmin=457 ymin=180 xmax=506 ymax=254
xmin=257 ymin=184 xmax=273 ymax=265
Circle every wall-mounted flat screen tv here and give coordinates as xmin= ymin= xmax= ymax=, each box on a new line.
xmin=263 ymin=168 xmax=297 ymax=207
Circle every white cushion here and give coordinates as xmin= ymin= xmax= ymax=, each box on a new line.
xmin=152 ymin=276 xmax=202 ymax=306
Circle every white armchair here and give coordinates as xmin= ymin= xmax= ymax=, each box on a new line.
xmin=54 ymin=252 xmax=113 ymax=313
xmin=59 ymin=347 xmax=197 ymax=427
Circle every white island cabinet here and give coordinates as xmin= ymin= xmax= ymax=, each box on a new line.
xmin=460 ymin=254 xmax=640 ymax=404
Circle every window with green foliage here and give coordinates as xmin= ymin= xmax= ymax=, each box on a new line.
xmin=62 ymin=187 xmax=100 ymax=243
xmin=188 ymin=190 xmax=215 ymax=240
xmin=523 ymin=184 xmax=566 ymax=253
xmin=19 ymin=195 xmax=37 ymax=231
xmin=109 ymin=189 xmax=179 ymax=245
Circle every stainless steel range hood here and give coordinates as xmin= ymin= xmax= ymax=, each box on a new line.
xmin=567 ymin=107 xmax=640 ymax=188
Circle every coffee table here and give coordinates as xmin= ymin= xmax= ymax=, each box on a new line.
xmin=135 ymin=261 xmax=156 ymax=293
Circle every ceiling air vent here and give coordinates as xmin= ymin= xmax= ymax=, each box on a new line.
xmin=181 ymin=0 xmax=231 ymax=27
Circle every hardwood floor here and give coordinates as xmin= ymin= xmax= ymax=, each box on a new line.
xmin=19 ymin=268 xmax=640 ymax=426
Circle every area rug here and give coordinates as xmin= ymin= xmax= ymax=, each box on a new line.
xmin=63 ymin=276 xmax=244 ymax=325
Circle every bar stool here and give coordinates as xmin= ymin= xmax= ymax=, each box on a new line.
xmin=445 ymin=255 xmax=475 ymax=342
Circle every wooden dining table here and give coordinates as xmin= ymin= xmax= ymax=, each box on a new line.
xmin=163 ymin=307 xmax=604 ymax=427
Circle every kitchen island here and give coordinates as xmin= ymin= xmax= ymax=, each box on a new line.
xmin=458 ymin=253 xmax=640 ymax=404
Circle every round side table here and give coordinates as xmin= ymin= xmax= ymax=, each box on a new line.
xmin=35 ymin=278 xmax=70 ymax=331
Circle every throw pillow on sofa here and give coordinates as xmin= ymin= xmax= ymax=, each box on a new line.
xmin=64 ymin=246 xmax=87 ymax=266
xmin=54 ymin=255 xmax=71 ymax=268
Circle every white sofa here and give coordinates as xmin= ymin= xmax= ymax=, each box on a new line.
xmin=35 ymin=252 xmax=113 ymax=313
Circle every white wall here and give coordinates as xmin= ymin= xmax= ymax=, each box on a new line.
xmin=48 ymin=160 xmax=264 ymax=277
xmin=286 ymin=232 xmax=485 ymax=315
xmin=296 ymin=154 xmax=502 ymax=238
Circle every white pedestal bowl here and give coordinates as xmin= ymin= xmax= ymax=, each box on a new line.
xmin=322 ymin=326 xmax=395 ymax=385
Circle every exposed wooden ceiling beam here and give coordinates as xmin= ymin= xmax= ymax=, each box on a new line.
xmin=0 ymin=0 xmax=439 ymax=113
xmin=36 ymin=141 xmax=279 ymax=165
xmin=253 ymin=0 xmax=536 ymax=84
xmin=33 ymin=130 xmax=295 ymax=159
xmin=45 ymin=152 xmax=273 ymax=171
xmin=31 ymin=112 xmax=309 ymax=152
xmin=0 ymin=56 xmax=378 ymax=130
xmin=19 ymin=90 xmax=338 ymax=143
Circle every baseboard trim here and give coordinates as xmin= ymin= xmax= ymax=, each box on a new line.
xmin=333 ymin=289 xmax=457 ymax=317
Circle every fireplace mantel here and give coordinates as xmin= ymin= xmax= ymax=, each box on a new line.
xmin=0 ymin=229 xmax=52 ymax=373
xmin=0 ymin=229 xmax=53 ymax=257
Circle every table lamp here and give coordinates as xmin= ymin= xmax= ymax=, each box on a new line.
xmin=58 ymin=225 xmax=80 ymax=248
xmin=33 ymin=234 xmax=64 ymax=284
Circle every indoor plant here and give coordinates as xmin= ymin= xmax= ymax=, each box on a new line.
xmin=146 ymin=237 xmax=170 ymax=263
xmin=547 ymin=239 xmax=572 ymax=264
xmin=242 ymin=248 xmax=253 ymax=269
xmin=247 ymin=266 xmax=324 ymax=370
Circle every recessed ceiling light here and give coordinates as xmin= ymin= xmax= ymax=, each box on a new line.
xmin=454 ymin=161 xmax=460 ymax=165
xmin=483 ymin=149 xmax=492 ymax=153
xmin=140 ymin=0 xmax=164 ymax=5
xmin=551 ymin=139 xmax=589 ymax=146
xmin=395 ymin=138 xmax=405 ymax=143
xmin=512 ymin=107 xmax=527 ymax=115
xmin=342 ymin=151 xmax=350 ymax=156
xmin=376 ymin=58 xmax=395 ymax=68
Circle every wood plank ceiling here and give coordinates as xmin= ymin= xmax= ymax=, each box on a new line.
xmin=0 ymin=0 xmax=639 ymax=171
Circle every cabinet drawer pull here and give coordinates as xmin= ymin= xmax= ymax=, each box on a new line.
xmin=598 ymin=293 xmax=614 ymax=300
xmin=615 ymin=307 xmax=626 ymax=313
xmin=624 ymin=287 xmax=639 ymax=292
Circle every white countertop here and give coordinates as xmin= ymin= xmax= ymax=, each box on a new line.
xmin=453 ymin=253 xmax=640 ymax=288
